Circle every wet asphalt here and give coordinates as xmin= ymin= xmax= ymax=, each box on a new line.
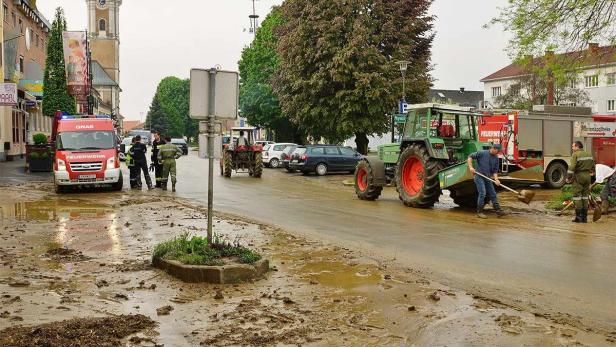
xmin=171 ymin=152 xmax=616 ymax=332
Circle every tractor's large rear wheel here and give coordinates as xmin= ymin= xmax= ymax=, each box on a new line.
xmin=223 ymin=151 xmax=233 ymax=178
xmin=354 ymin=160 xmax=383 ymax=201
xmin=395 ymin=144 xmax=444 ymax=208
xmin=253 ymin=152 xmax=263 ymax=178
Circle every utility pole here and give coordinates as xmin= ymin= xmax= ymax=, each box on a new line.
xmin=206 ymin=68 xmax=217 ymax=244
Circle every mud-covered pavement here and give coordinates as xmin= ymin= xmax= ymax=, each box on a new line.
xmin=1 ymin=181 xmax=613 ymax=346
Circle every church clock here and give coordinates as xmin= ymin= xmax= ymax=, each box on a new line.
xmin=96 ymin=0 xmax=108 ymax=10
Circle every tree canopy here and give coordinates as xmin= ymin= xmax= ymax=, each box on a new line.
xmin=238 ymin=8 xmax=303 ymax=143
xmin=43 ymin=8 xmax=75 ymax=116
xmin=145 ymin=77 xmax=197 ymax=140
xmin=274 ymin=0 xmax=433 ymax=153
xmin=491 ymin=0 xmax=616 ymax=59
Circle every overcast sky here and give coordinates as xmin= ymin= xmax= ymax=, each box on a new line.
xmin=37 ymin=0 xmax=510 ymax=121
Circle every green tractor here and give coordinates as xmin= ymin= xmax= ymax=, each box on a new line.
xmin=354 ymin=103 xmax=490 ymax=208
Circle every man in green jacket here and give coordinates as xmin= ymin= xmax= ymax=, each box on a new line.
xmin=566 ymin=141 xmax=595 ymax=223
xmin=157 ymin=136 xmax=183 ymax=192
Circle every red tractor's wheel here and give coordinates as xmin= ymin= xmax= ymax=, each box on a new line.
xmin=354 ymin=160 xmax=382 ymax=200
xmin=395 ymin=144 xmax=444 ymax=208
xmin=253 ymin=152 xmax=263 ymax=178
xmin=223 ymin=151 xmax=233 ymax=178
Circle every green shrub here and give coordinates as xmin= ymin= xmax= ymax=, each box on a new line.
xmin=546 ymin=184 xmax=615 ymax=210
xmin=33 ymin=133 xmax=48 ymax=145
xmin=39 ymin=152 xmax=50 ymax=159
xmin=152 ymin=232 xmax=261 ymax=266
xmin=29 ymin=152 xmax=40 ymax=159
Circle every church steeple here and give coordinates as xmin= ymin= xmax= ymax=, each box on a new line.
xmin=87 ymin=0 xmax=121 ymax=39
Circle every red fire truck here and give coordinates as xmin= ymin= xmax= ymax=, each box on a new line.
xmin=588 ymin=115 xmax=616 ymax=167
xmin=478 ymin=105 xmax=594 ymax=188
xmin=52 ymin=114 xmax=123 ymax=193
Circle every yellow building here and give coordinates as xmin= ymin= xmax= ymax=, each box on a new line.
xmin=87 ymin=0 xmax=122 ymax=132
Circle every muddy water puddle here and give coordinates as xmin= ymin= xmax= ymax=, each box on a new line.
xmin=1 ymin=184 xmax=614 ymax=346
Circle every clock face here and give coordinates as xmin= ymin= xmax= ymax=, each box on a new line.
xmin=96 ymin=0 xmax=108 ymax=9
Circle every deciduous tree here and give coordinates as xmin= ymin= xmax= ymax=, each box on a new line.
xmin=274 ymin=0 xmax=433 ymax=153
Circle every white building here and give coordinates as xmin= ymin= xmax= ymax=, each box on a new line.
xmin=481 ymin=44 xmax=616 ymax=115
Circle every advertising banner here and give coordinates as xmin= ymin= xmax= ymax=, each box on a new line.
xmin=62 ymin=31 xmax=88 ymax=96
xmin=0 ymin=83 xmax=18 ymax=106
xmin=574 ymin=122 xmax=616 ymax=138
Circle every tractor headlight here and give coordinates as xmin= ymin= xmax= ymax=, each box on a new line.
xmin=57 ymin=159 xmax=67 ymax=171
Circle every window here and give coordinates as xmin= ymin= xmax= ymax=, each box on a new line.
xmin=492 ymin=86 xmax=501 ymax=97
xmin=310 ymin=147 xmax=325 ymax=155
xmin=325 ymin=147 xmax=339 ymax=155
xmin=35 ymin=33 xmax=39 ymax=47
xmin=568 ymin=79 xmax=577 ymax=89
xmin=585 ymin=75 xmax=598 ymax=88
xmin=18 ymin=18 xmax=23 ymax=33
xmin=18 ymin=56 xmax=24 ymax=73
xmin=11 ymin=11 xmax=15 ymax=27
xmin=99 ymin=18 xmax=106 ymax=32
xmin=608 ymin=100 xmax=615 ymax=112
xmin=607 ymin=73 xmax=616 ymax=86
xmin=273 ymin=145 xmax=285 ymax=151
xmin=3 ymin=4 xmax=8 ymax=23
xmin=339 ymin=147 xmax=355 ymax=156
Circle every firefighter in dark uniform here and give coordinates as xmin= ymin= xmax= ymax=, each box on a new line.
xmin=151 ymin=131 xmax=166 ymax=188
xmin=129 ymin=135 xmax=153 ymax=190
xmin=566 ymin=141 xmax=595 ymax=223
xmin=127 ymin=137 xmax=141 ymax=189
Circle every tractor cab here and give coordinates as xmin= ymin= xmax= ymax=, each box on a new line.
xmin=401 ymin=104 xmax=485 ymax=164
xmin=220 ymin=127 xmax=264 ymax=178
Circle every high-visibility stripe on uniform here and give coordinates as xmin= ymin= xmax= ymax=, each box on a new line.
xmin=577 ymin=157 xmax=594 ymax=161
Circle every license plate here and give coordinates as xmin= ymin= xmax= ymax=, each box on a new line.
xmin=79 ymin=174 xmax=96 ymax=179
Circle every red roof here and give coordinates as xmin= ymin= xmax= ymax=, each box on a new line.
xmin=123 ymin=121 xmax=144 ymax=134
xmin=481 ymin=44 xmax=616 ymax=82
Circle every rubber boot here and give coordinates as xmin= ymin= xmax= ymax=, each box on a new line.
xmin=477 ymin=206 xmax=488 ymax=219
xmin=172 ymin=182 xmax=176 ymax=192
xmin=572 ymin=209 xmax=582 ymax=223
xmin=493 ymin=203 xmax=507 ymax=217
xmin=602 ymin=200 xmax=610 ymax=215
xmin=580 ymin=209 xmax=588 ymax=223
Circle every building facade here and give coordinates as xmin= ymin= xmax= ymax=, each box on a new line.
xmin=481 ymin=44 xmax=616 ymax=115
xmin=86 ymin=0 xmax=122 ymax=132
xmin=0 ymin=0 xmax=50 ymax=161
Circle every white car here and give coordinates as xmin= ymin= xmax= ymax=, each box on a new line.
xmin=263 ymin=143 xmax=296 ymax=168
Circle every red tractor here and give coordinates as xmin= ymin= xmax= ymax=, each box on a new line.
xmin=220 ymin=127 xmax=264 ymax=178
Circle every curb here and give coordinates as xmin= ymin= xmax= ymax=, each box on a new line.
xmin=152 ymin=258 xmax=269 ymax=284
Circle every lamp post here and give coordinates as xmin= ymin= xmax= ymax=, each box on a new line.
xmin=394 ymin=61 xmax=410 ymax=142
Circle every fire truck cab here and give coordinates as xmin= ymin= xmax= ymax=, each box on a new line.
xmin=53 ymin=115 xmax=123 ymax=193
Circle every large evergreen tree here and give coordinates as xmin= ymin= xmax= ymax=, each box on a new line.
xmin=155 ymin=77 xmax=189 ymax=138
xmin=145 ymin=96 xmax=169 ymax=135
xmin=274 ymin=0 xmax=433 ymax=153
xmin=42 ymin=8 xmax=75 ymax=116
xmin=238 ymin=8 xmax=303 ymax=143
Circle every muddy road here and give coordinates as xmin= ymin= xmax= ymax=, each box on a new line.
xmin=171 ymin=153 xmax=616 ymax=335
xmin=1 ymin=183 xmax=612 ymax=346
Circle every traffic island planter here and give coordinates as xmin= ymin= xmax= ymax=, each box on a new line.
xmin=152 ymin=258 xmax=269 ymax=284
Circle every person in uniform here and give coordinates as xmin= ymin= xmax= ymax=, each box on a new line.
xmin=151 ymin=131 xmax=166 ymax=188
xmin=157 ymin=136 xmax=183 ymax=192
xmin=566 ymin=141 xmax=595 ymax=223
xmin=129 ymin=135 xmax=153 ymax=190
xmin=126 ymin=137 xmax=141 ymax=189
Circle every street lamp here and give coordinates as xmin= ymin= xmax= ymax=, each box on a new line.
xmin=393 ymin=61 xmax=410 ymax=142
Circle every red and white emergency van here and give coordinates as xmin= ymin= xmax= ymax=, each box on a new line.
xmin=53 ymin=114 xmax=123 ymax=193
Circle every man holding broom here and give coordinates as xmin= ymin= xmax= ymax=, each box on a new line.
xmin=468 ymin=144 xmax=506 ymax=219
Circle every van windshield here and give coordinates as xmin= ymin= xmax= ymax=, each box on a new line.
xmin=57 ymin=131 xmax=116 ymax=151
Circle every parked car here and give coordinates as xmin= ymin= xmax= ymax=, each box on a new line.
xmin=263 ymin=143 xmax=296 ymax=168
xmin=256 ymin=140 xmax=275 ymax=147
xmin=289 ymin=145 xmax=363 ymax=176
xmin=119 ymin=137 xmax=133 ymax=161
xmin=281 ymin=145 xmax=299 ymax=172
xmin=171 ymin=138 xmax=189 ymax=155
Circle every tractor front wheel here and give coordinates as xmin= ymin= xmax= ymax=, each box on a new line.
xmin=253 ymin=152 xmax=263 ymax=178
xmin=223 ymin=151 xmax=233 ymax=178
xmin=354 ymin=160 xmax=383 ymax=201
xmin=395 ymin=144 xmax=444 ymax=208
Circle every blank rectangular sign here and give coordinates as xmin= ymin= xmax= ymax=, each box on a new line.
xmin=190 ymin=68 xmax=239 ymax=120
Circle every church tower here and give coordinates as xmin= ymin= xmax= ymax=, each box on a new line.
xmin=86 ymin=0 xmax=121 ymax=119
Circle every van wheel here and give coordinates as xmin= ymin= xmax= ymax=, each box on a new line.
xmin=545 ymin=162 xmax=567 ymax=189
xmin=55 ymin=183 xmax=67 ymax=194
xmin=112 ymin=173 xmax=124 ymax=191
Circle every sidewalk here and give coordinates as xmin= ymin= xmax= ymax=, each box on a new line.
xmin=0 ymin=158 xmax=51 ymax=186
